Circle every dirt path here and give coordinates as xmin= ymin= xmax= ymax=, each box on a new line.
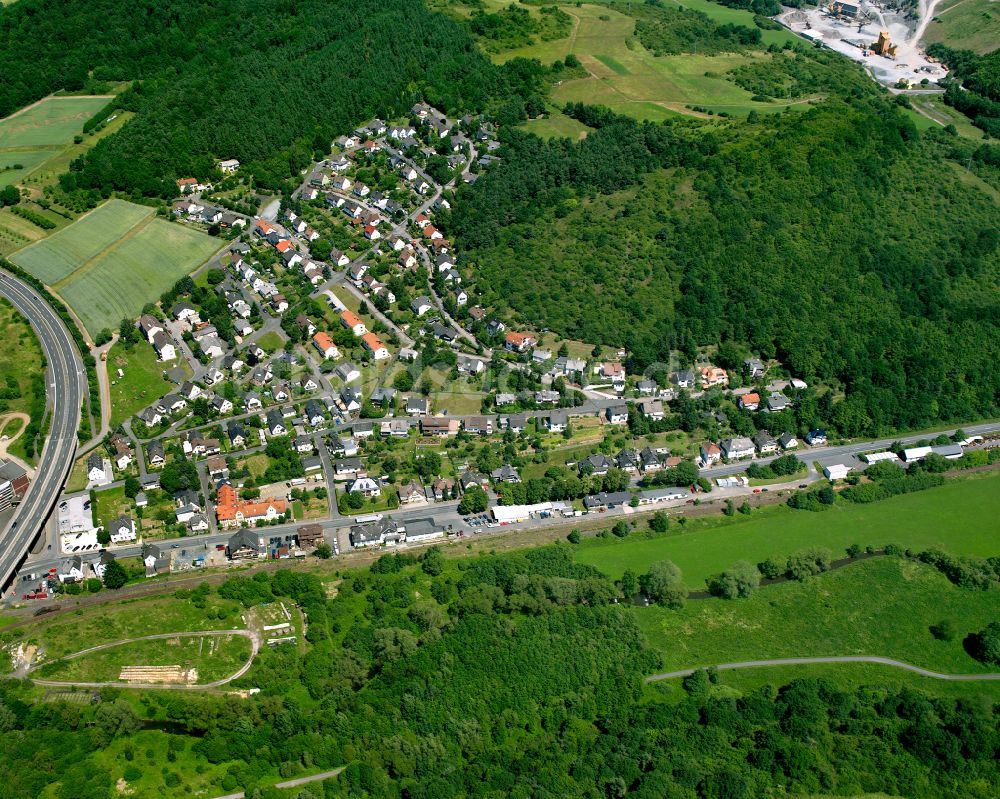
xmin=646 ymin=656 xmax=1000 ymax=683
xmin=0 ymin=412 xmax=33 ymax=474
xmin=207 ymin=768 xmax=345 ymax=799
xmin=25 ymin=628 xmax=260 ymax=690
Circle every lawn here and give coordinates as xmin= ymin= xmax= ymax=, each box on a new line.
xmin=923 ymin=0 xmax=1000 ymax=54
xmin=575 ymin=472 xmax=1000 ymax=586
xmin=0 ymin=295 xmax=45 ymax=435
xmin=0 ymin=149 xmax=50 ymax=188
xmin=10 ymin=199 xmax=219 ymax=337
xmin=39 ymin=632 xmax=252 ymax=684
xmin=107 ymin=339 xmax=175 ymax=427
xmin=92 ymin=485 xmax=129 ymax=528
xmin=256 ymin=330 xmax=285 ymax=353
xmin=521 ymin=111 xmax=593 ymax=140
xmin=23 ymin=594 xmax=245 ymax=659
xmin=636 ymin=556 xmax=1000 ymax=676
xmin=495 ymin=3 xmax=805 ymax=119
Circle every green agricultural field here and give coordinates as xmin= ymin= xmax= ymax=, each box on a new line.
xmin=10 ymin=199 xmax=219 ymax=337
xmin=637 ymin=556 xmax=1000 ymax=675
xmin=0 ymin=96 xmax=109 ymax=149
xmin=39 ymin=632 xmax=253 ymax=684
xmin=923 ymin=0 xmax=1000 ymax=54
xmin=0 ymin=96 xmax=110 ymax=194
xmin=910 ymin=95 xmax=985 ymax=140
xmin=107 ymin=339 xmax=175 ymax=427
xmin=496 ymin=3 xmax=805 ymax=119
xmin=21 ymin=594 xmax=244 ymax=659
xmin=575 ymin=472 xmax=1000 ymax=586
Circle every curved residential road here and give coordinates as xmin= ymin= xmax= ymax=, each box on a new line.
xmin=0 ymin=270 xmax=83 ymax=593
xmin=28 ymin=628 xmax=260 ymax=690
xmin=646 ymin=656 xmax=1000 ymax=683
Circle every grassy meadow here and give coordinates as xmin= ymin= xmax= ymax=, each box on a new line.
xmin=636 ymin=556 xmax=1000 ymax=675
xmin=107 ymin=339 xmax=176 ymax=427
xmin=15 ymin=594 xmax=245 ymax=660
xmin=923 ymin=0 xmax=1000 ymax=54
xmin=0 ymin=96 xmax=109 ymax=149
xmin=40 ymin=633 xmax=252 ymax=684
xmin=574 ymin=472 xmax=1000 ymax=586
xmin=495 ymin=2 xmax=809 ymax=121
xmin=10 ymin=199 xmax=219 ymax=336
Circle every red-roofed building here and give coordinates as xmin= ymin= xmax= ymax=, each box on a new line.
xmin=312 ymin=332 xmax=340 ymax=360
xmin=176 ymin=177 xmax=199 ymax=193
xmin=275 ymin=239 xmax=294 ymax=253
xmin=215 ymin=483 xmax=288 ymax=528
xmin=362 ymin=331 xmax=390 ymax=360
xmin=739 ymin=392 xmax=761 ymax=411
xmin=339 ymin=310 xmax=367 ymax=337
xmin=505 ymin=331 xmax=536 ymax=353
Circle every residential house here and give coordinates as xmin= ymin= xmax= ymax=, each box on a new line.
xmin=542 ymin=411 xmax=568 ymax=433
xmin=399 ymin=480 xmax=426 ymax=505
xmin=639 ymin=447 xmax=662 ymax=472
xmin=463 ymin=416 xmax=493 ymax=436
xmin=579 ymin=454 xmax=614 ymax=477
xmin=583 ymin=491 xmax=633 ymax=511
xmin=335 ymin=458 xmax=364 ymax=478
xmin=670 ymin=370 xmax=695 ymax=389
xmin=152 ymin=331 xmax=176 ymax=362
xmin=227 ymin=421 xmax=247 ymax=448
xmin=491 ymin=464 xmax=521 ymax=484
xmin=502 ymin=412 xmax=530 ymax=433
xmin=753 ymin=430 xmax=779 ymax=455
xmin=638 ymin=399 xmax=665 ymax=421
xmin=615 ymin=448 xmax=640 ymax=473
xmin=87 ymin=454 xmax=107 ymax=483
xmin=739 ymin=392 xmax=761 ymax=411
xmin=266 ymin=409 xmax=287 ymax=437
xmin=108 ymin=516 xmax=137 ymax=544
xmin=420 ymin=417 xmax=460 ymax=437
xmin=335 ymin=362 xmax=361 ymax=383
xmin=806 ymin=429 xmax=828 ymax=446
xmin=347 ymin=476 xmax=381 ymax=498
xmin=405 ymin=396 xmax=430 ymax=416
xmin=226 ymin=528 xmax=266 ymax=559
xmin=350 ymin=518 xmax=405 ymax=548
xmin=300 ymin=375 xmax=319 ymax=392
xmin=340 ymin=310 xmax=367 ymax=336
xmin=457 ymin=354 xmax=486 ymax=375
xmin=720 ymin=437 xmax=755 ymax=460
xmin=361 ymin=332 xmax=390 ymax=360
xmin=313 ymin=332 xmax=340 ymax=360
xmin=700 ymin=366 xmax=729 ymax=388
xmin=146 ymin=440 xmax=165 ymax=468
xmin=143 ymin=545 xmax=171 ymax=576
xmin=340 ymin=386 xmax=362 ymax=413
xmin=505 ymin=331 xmax=536 ymax=353
xmin=766 ymin=393 xmax=791 ymax=413
xmin=216 ymin=483 xmax=287 ymax=529
xmin=138 ymin=314 xmax=163 ymax=342
xmin=778 ymin=432 xmax=799 ymax=450
xmin=700 ymin=442 xmax=722 ymax=465
xmin=744 ymin=358 xmax=766 ymax=379
xmin=431 ymin=477 xmax=456 ymax=501
xmin=606 ymin=405 xmax=629 ymax=424
xmin=411 ymin=296 xmax=433 ymax=317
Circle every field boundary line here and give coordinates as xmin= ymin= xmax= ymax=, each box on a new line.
xmin=51 ymin=208 xmax=156 ymax=291
xmin=646 ymin=656 xmax=1000 ymax=683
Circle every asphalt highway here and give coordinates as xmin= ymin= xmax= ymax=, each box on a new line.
xmin=0 ymin=270 xmax=83 ymax=593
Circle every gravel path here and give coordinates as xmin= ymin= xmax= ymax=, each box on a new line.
xmin=646 ymin=656 xmax=1000 ymax=683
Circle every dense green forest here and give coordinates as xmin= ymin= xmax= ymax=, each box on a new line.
xmin=442 ymin=99 xmax=1000 ymax=435
xmin=0 ymin=0 xmax=537 ymax=196
xmin=3 ymin=551 xmax=1000 ymax=798
xmin=727 ymin=47 xmax=875 ymax=99
xmin=928 ymin=44 xmax=1000 ymax=137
